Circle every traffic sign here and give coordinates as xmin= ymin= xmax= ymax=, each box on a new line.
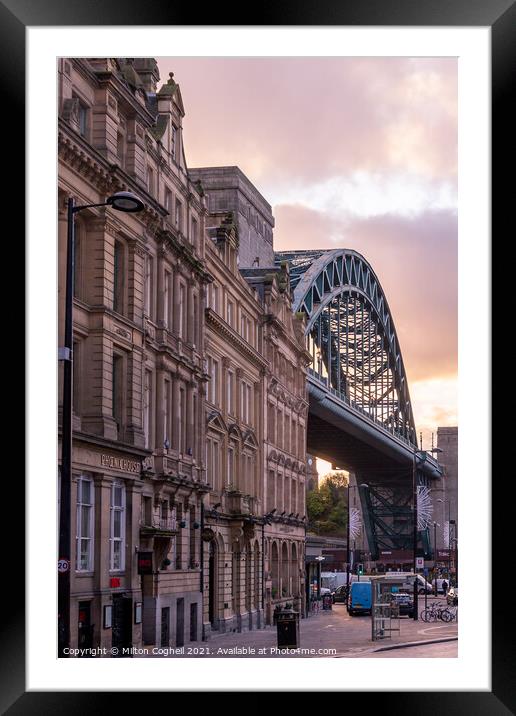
xmin=58 ymin=558 xmax=70 ymax=573
xmin=416 ymin=557 xmax=424 ymax=569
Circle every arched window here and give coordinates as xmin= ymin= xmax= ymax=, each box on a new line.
xmin=271 ymin=542 xmax=279 ymax=599
xmin=281 ymin=542 xmax=289 ymax=598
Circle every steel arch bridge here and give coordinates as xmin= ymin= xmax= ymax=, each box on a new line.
xmin=276 ymin=249 xmax=442 ymax=561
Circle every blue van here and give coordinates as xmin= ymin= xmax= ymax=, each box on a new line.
xmin=348 ymin=581 xmax=372 ymax=615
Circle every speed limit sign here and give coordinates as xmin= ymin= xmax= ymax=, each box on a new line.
xmin=58 ymin=558 xmax=70 ymax=573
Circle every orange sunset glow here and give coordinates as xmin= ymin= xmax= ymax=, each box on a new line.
xmin=157 ymin=57 xmax=458 ymax=445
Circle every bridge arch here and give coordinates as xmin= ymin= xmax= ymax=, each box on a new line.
xmin=277 ymin=249 xmax=416 ymax=446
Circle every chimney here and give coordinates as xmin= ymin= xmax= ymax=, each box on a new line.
xmin=131 ymin=58 xmax=160 ymax=93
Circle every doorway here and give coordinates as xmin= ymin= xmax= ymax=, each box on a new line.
xmin=176 ymin=598 xmax=184 ymax=647
xmin=161 ymin=607 xmax=170 ymax=647
xmin=112 ymin=595 xmax=132 ymax=656
xmin=77 ymin=601 xmax=93 ymax=654
xmin=208 ymin=540 xmax=217 ymax=627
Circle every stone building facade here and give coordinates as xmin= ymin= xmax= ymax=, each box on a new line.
xmin=435 ymin=426 xmax=458 ymax=573
xmin=201 ymin=212 xmax=267 ymax=637
xmin=256 ymin=263 xmax=311 ymax=622
xmin=189 ymin=166 xmax=275 ymax=269
xmin=58 ymin=58 xmax=310 ymax=653
xmin=58 ymin=58 xmax=210 ymax=653
xmin=193 ymin=169 xmax=311 ymax=630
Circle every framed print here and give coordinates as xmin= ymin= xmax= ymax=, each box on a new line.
xmin=10 ymin=0 xmax=512 ymax=710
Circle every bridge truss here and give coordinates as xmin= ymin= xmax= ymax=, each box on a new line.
xmin=276 ymin=249 xmax=437 ymax=560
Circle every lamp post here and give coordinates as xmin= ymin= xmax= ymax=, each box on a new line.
xmin=412 ymin=446 xmax=442 ymax=621
xmin=346 ymin=481 xmax=368 ymax=611
xmin=437 ymin=497 xmax=451 ymax=579
xmin=58 ymin=191 xmax=145 ymax=657
xmin=432 ymin=521 xmax=440 ymax=596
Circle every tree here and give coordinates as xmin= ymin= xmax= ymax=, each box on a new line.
xmin=307 ymin=473 xmax=348 ymax=537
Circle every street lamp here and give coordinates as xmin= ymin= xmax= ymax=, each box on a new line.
xmin=58 ymin=191 xmax=145 ymax=657
xmin=412 ymin=447 xmax=441 ymax=621
xmin=437 ymin=498 xmax=451 ymax=580
xmin=346 ymin=482 xmax=368 ymax=610
xmin=432 ymin=522 xmax=440 ymax=596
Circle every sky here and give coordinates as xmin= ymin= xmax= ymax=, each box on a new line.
xmin=157 ymin=57 xmax=458 ymax=449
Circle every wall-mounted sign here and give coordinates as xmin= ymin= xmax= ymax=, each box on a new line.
xmin=58 ymin=558 xmax=70 ymax=573
xmin=103 ymin=604 xmax=112 ymax=629
xmin=101 ymin=453 xmax=141 ymax=473
xmin=134 ymin=602 xmax=142 ymax=624
xmin=110 ymin=577 xmax=121 ymax=588
xmin=137 ymin=552 xmax=153 ymax=575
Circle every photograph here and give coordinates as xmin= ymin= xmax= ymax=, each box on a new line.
xmin=57 ymin=54 xmax=459 ymax=660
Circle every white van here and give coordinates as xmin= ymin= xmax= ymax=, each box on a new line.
xmin=382 ymin=572 xmax=432 ymax=594
xmin=400 ymin=574 xmax=432 ymax=594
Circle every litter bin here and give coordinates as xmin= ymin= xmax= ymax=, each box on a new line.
xmin=322 ymin=594 xmax=333 ymax=610
xmin=276 ymin=609 xmax=300 ymax=650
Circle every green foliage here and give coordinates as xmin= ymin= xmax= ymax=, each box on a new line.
xmin=307 ymin=472 xmax=349 ymax=537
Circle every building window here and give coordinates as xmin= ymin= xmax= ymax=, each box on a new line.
xmin=226 ymin=369 xmax=234 ymax=415
xmin=109 ymin=482 xmax=126 ymax=571
xmin=76 ymin=476 xmax=94 ymax=571
xmin=73 ymin=226 xmax=82 ymax=299
xmin=147 ymin=167 xmax=155 ymax=196
xmin=117 ymin=131 xmax=126 ymax=166
xmin=179 ymin=284 xmax=186 ymax=339
xmin=227 ymin=446 xmax=235 ymax=487
xmin=142 ymin=495 xmax=152 ymax=526
xmin=191 ymin=217 xmax=198 ymax=249
xmin=171 ymin=125 xmax=177 ymax=161
xmin=113 ymin=240 xmax=125 ymax=314
xmin=164 ymin=187 xmax=173 ymax=214
xmin=179 ymin=386 xmax=186 ymax=454
xmin=268 ymin=403 xmax=275 ymax=444
xmin=175 ymin=199 xmax=182 ymax=232
xmin=241 ymin=381 xmax=252 ymax=425
xmin=164 ymin=269 xmax=171 ymax=328
xmin=212 ymin=441 xmax=220 ymax=490
xmin=164 ymin=379 xmax=171 ymax=447
xmin=226 ymin=300 xmax=234 ymax=328
xmin=176 ymin=504 xmax=183 ymax=569
xmin=210 ymin=359 xmax=219 ymax=406
xmin=144 ymin=255 xmax=153 ymax=318
xmin=143 ymin=369 xmax=152 ymax=449
xmin=74 ymin=97 xmax=89 ymax=138
xmin=72 ymin=341 xmax=81 ymax=415
xmin=189 ymin=506 xmax=196 ymax=568
xmin=112 ymin=353 xmax=124 ymax=433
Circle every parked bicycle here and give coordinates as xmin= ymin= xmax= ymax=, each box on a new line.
xmin=439 ymin=606 xmax=458 ymax=622
xmin=420 ymin=602 xmax=449 ymax=622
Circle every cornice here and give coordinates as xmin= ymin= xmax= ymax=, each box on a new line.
xmin=205 ymin=308 xmax=268 ymax=371
xmin=156 ymin=228 xmax=209 ymax=281
xmin=59 ymin=122 xmax=165 ymax=235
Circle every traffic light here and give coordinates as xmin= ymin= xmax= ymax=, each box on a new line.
xmin=357 ymin=563 xmax=364 ymax=575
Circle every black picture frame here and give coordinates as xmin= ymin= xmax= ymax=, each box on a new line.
xmin=10 ymin=0 xmax=510 ymax=710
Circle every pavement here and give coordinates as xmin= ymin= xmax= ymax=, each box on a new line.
xmin=142 ymin=597 xmax=457 ymax=659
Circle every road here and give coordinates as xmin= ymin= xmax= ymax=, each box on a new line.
xmin=142 ymin=600 xmax=457 ymax=659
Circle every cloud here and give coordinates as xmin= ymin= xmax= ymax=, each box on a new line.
xmin=155 ymin=56 xmax=457 ymax=435
xmin=267 ymin=171 xmax=456 ymax=219
xmin=274 ymin=204 xmax=457 ymax=386
xmin=158 ymin=57 xmax=457 ymax=188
